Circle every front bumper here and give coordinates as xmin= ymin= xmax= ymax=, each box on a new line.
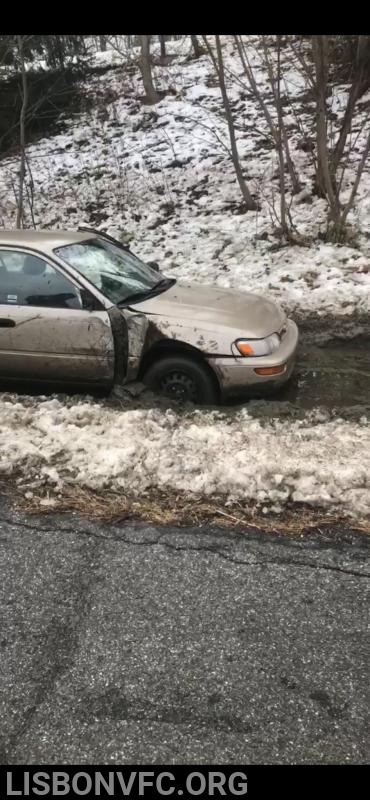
xmin=207 ymin=319 xmax=299 ymax=396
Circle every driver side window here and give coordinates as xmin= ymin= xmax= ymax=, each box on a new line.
xmin=0 ymin=250 xmax=82 ymax=309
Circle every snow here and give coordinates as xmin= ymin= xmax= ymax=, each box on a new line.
xmin=0 ymin=393 xmax=369 ymax=518
xmin=0 ymin=36 xmax=369 ymax=319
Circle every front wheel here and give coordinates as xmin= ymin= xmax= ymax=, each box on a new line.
xmin=143 ymin=355 xmax=219 ymax=405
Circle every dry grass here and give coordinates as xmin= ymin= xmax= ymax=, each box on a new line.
xmin=4 ymin=482 xmax=369 ymax=536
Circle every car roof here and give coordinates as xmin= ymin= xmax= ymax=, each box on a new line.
xmin=0 ymin=229 xmax=93 ymax=254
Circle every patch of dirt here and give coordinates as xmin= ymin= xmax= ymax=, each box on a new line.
xmin=4 ymin=483 xmax=369 ymax=536
xmin=293 ymin=312 xmax=370 ymax=343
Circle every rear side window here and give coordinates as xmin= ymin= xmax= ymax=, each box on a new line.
xmin=0 ymin=250 xmax=82 ymax=309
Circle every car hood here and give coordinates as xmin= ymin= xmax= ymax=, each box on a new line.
xmin=130 ymin=282 xmax=285 ymax=338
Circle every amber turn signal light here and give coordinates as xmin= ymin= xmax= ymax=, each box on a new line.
xmin=254 ymin=365 xmax=286 ymax=376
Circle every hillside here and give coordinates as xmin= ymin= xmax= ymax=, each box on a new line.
xmin=1 ymin=36 xmax=370 ymax=320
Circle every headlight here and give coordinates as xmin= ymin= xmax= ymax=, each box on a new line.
xmin=235 ymin=334 xmax=281 ymax=357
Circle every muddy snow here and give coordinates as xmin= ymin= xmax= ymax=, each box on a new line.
xmin=0 ymin=393 xmax=369 ymax=518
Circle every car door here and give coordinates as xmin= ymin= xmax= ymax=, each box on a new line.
xmin=0 ymin=248 xmax=116 ymax=384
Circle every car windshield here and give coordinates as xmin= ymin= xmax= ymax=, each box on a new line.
xmin=54 ymin=237 xmax=173 ymax=306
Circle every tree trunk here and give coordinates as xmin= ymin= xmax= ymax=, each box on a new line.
xmin=99 ymin=36 xmax=107 ymax=52
xmin=339 ymin=129 xmax=370 ymax=231
xmin=159 ymin=35 xmax=166 ymax=61
xmin=235 ymin=36 xmax=300 ymax=196
xmin=234 ymin=34 xmax=248 ymax=73
xmin=276 ymin=36 xmax=289 ymax=235
xmin=313 ymin=36 xmax=328 ymax=200
xmin=312 ymin=36 xmax=340 ymax=218
xmin=260 ymin=35 xmax=301 ymax=194
xmin=190 ymin=35 xmax=203 ymax=59
xmin=55 ymin=36 xmax=65 ymax=71
xmin=205 ymin=36 xmax=257 ymax=210
xmin=139 ymin=35 xmax=160 ymax=104
xmin=330 ymin=36 xmax=367 ymax=179
xmin=16 ymin=35 xmax=28 ymax=229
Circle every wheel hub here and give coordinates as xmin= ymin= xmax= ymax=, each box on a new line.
xmin=160 ymin=370 xmax=198 ymax=401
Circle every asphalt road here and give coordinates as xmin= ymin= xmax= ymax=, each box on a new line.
xmin=0 ymin=506 xmax=369 ymax=765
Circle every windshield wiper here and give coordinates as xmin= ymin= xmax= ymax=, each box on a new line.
xmin=117 ymin=278 xmax=176 ymax=307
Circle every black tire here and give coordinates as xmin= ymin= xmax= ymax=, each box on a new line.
xmin=143 ymin=354 xmax=218 ymax=405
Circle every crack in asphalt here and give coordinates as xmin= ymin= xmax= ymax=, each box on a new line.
xmin=1 ymin=516 xmax=369 ymax=579
xmin=0 ymin=515 xmax=115 ymax=541
xmin=113 ymin=536 xmax=370 ymax=579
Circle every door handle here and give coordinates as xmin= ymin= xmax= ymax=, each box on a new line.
xmin=0 ymin=318 xmax=15 ymax=327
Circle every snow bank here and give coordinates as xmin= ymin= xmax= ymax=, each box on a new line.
xmin=1 ymin=394 xmax=369 ymax=518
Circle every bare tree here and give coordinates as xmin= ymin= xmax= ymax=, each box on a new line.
xmin=312 ymin=36 xmax=335 ymax=202
xmin=106 ymin=36 xmax=137 ymax=68
xmin=203 ymin=35 xmax=257 ymax=210
xmin=330 ymin=36 xmax=369 ymax=179
xmin=159 ymin=35 xmax=166 ymax=61
xmin=243 ymin=34 xmax=370 ymax=241
xmin=139 ymin=35 xmax=160 ymax=104
xmin=234 ymin=35 xmax=248 ymax=74
xmin=310 ymin=35 xmax=370 ymax=240
xmin=16 ymin=35 xmax=28 ymax=229
xmin=261 ymin=37 xmax=301 ymax=195
xmin=339 ymin=129 xmax=370 ymax=230
xmin=24 ymin=154 xmax=36 ymax=228
xmin=275 ymin=35 xmax=289 ymax=237
xmin=190 ymin=35 xmax=203 ymax=59
xmin=234 ymin=36 xmax=300 ymax=195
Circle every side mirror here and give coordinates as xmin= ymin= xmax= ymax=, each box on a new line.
xmin=147 ymin=261 xmax=160 ymax=272
xmin=80 ymin=287 xmax=103 ymax=311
